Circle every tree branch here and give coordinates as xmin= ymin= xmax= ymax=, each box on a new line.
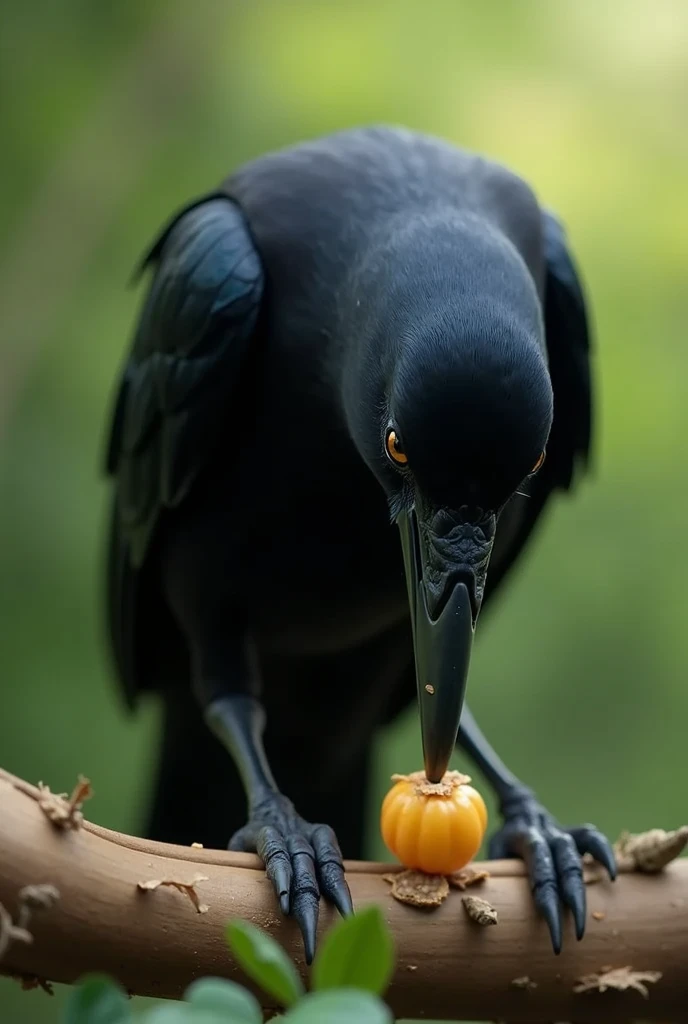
xmin=0 ymin=767 xmax=685 ymax=1022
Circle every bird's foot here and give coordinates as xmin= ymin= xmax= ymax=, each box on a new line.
xmin=488 ymin=787 xmax=616 ymax=954
xmin=229 ymin=792 xmax=353 ymax=964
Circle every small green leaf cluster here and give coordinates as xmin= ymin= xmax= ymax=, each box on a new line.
xmin=62 ymin=904 xmax=395 ymax=1024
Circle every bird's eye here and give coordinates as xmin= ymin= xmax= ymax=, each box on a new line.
xmin=531 ymin=450 xmax=546 ymax=474
xmin=386 ymin=429 xmax=408 ymax=466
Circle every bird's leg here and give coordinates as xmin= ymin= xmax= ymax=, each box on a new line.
xmin=457 ymin=705 xmax=616 ymax=953
xmin=194 ymin=655 xmax=352 ymax=964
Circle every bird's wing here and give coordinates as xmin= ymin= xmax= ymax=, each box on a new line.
xmin=538 ymin=209 xmax=594 ymax=490
xmin=104 ymin=195 xmax=265 ymax=704
xmin=105 ymin=194 xmax=265 ymax=564
xmin=482 ymin=209 xmax=594 ymax=608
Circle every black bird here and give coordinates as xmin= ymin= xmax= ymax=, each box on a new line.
xmin=104 ymin=125 xmax=616 ymax=963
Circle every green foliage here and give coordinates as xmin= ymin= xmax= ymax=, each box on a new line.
xmin=63 ymin=975 xmax=132 ymax=1024
xmin=184 ymin=979 xmax=262 ymax=1022
xmin=141 ymin=1005 xmax=225 ymax=1024
xmin=225 ymin=919 xmax=304 ymax=1008
xmin=310 ymin=904 xmax=394 ymax=996
xmin=281 ymin=990 xmax=392 ymax=1023
xmin=59 ymin=910 xmax=395 ymax=1023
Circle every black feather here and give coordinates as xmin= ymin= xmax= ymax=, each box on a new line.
xmin=104 ymin=195 xmax=264 ymax=707
xmin=482 ymin=209 xmax=594 ymax=610
xmin=106 ymin=196 xmax=265 ymax=564
xmin=540 ymin=209 xmax=594 ymax=489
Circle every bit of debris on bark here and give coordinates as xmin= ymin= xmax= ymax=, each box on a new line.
xmin=0 ymin=882 xmax=61 ymax=962
xmin=461 ymin=894 xmax=498 ymax=926
xmin=191 ymin=842 xmax=204 ymax=849
xmin=580 ymin=860 xmax=605 ymax=885
xmin=390 ymin=769 xmax=472 ymax=797
xmin=17 ymin=885 xmax=61 ymax=914
xmin=16 ymin=884 xmax=61 ymax=931
xmin=37 ymin=775 xmax=92 ymax=830
xmin=0 ymin=903 xmax=32 ymax=961
xmin=573 ymin=965 xmax=662 ymax=998
xmin=11 ymin=972 xmax=55 ymax=995
xmin=614 ymin=826 xmax=688 ymax=873
xmin=406 ymin=964 xmax=418 ymax=971
xmin=383 ymin=869 xmax=450 ymax=907
xmin=511 ymin=975 xmax=537 ymax=991
xmin=448 ymin=867 xmax=490 ymax=890
xmin=137 ymin=873 xmax=210 ymax=913
xmin=591 ymin=909 xmax=606 ymax=921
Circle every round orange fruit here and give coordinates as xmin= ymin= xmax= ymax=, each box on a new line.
xmin=380 ymin=770 xmax=488 ymax=876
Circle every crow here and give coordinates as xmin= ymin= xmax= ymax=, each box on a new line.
xmin=104 ymin=125 xmax=615 ymax=963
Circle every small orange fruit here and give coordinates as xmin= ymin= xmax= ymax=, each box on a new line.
xmin=380 ymin=770 xmax=488 ymax=876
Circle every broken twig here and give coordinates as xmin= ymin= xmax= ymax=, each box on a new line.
xmin=37 ymin=776 xmax=92 ymax=831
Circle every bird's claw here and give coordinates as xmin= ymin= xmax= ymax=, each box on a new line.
xmin=488 ymin=789 xmax=616 ymax=954
xmin=228 ymin=793 xmax=353 ymax=964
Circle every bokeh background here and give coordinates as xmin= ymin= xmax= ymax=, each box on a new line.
xmin=1 ymin=1 xmax=687 ymax=1021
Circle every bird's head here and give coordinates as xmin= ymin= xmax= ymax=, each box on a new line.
xmin=342 ymin=213 xmax=553 ymax=781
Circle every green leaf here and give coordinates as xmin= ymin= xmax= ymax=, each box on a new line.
xmin=63 ymin=974 xmax=132 ymax=1024
xmin=311 ymin=904 xmax=394 ymax=996
xmin=226 ymin=918 xmax=304 ymax=1007
xmin=185 ymin=977 xmax=263 ymax=1022
xmin=142 ymin=1008 xmax=193 ymax=1024
xmin=281 ymin=989 xmax=393 ymax=1024
xmin=142 ymin=1007 xmax=225 ymax=1024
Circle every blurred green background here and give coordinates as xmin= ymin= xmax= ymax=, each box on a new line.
xmin=1 ymin=1 xmax=687 ymax=1021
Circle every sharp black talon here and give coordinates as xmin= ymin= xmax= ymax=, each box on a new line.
xmin=513 ymin=824 xmax=561 ymax=950
xmin=293 ymin=898 xmax=319 ymax=965
xmin=287 ymin=834 xmax=322 ymax=963
xmin=550 ymin=831 xmax=586 ymax=941
xmin=272 ymin=863 xmax=292 ymax=910
xmin=534 ymin=883 xmax=562 ymax=954
xmin=565 ymin=872 xmax=587 ymax=941
xmin=560 ymin=872 xmax=586 ymax=943
xmin=487 ymin=792 xmax=616 ymax=953
xmin=228 ymin=793 xmax=351 ymax=965
xmin=570 ymin=886 xmax=586 ymax=941
xmin=333 ymin=882 xmax=354 ymax=917
xmin=258 ymin=823 xmax=295 ymax=917
xmin=570 ymin=826 xmax=618 ymax=880
xmin=310 ymin=825 xmax=353 ymax=918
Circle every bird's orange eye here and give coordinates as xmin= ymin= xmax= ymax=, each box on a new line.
xmin=532 ymin=450 xmax=546 ymax=474
xmin=386 ymin=430 xmax=408 ymax=465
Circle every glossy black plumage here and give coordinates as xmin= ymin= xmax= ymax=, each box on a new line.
xmin=104 ymin=125 xmax=614 ymax=962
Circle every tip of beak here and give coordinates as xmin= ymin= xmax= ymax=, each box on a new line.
xmin=424 ymin=758 xmax=450 ymax=785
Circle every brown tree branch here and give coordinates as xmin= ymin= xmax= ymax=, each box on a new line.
xmin=0 ymin=767 xmax=685 ymax=1022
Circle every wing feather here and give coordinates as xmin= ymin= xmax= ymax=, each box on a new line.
xmin=106 ymin=195 xmax=265 ymax=564
xmin=104 ymin=195 xmax=264 ymax=706
xmin=482 ymin=210 xmax=595 ymax=609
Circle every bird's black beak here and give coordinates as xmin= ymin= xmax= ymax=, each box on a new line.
xmin=397 ymin=503 xmax=495 ymax=783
